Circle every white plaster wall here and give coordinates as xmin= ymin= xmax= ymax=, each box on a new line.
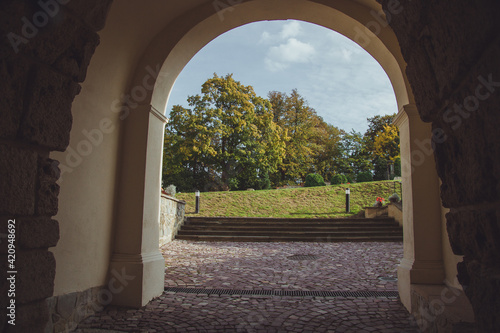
xmin=50 ymin=0 xmax=206 ymax=295
xmin=48 ymin=0 xmax=416 ymax=297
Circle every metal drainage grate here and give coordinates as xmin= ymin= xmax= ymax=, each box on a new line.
xmin=378 ymin=276 xmax=398 ymax=282
xmin=164 ymin=287 xmax=399 ymax=298
xmin=287 ymin=254 xmax=319 ymax=261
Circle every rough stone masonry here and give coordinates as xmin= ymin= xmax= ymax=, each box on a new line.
xmin=378 ymin=0 xmax=500 ymax=331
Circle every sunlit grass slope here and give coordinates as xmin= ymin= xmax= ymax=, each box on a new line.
xmin=176 ymin=181 xmax=401 ymax=218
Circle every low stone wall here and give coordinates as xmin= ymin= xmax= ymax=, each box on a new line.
xmin=364 ymin=205 xmax=388 ymax=218
xmin=160 ymin=195 xmax=186 ymax=246
xmin=364 ymin=203 xmax=403 ymax=227
xmin=388 ymin=203 xmax=403 ymax=227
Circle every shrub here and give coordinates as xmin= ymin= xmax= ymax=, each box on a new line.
xmin=165 ymin=184 xmax=176 ymax=197
xmin=356 ymin=171 xmax=373 ymax=183
xmin=305 ymin=173 xmax=326 ymax=187
xmin=330 ymin=174 xmax=343 ymax=185
xmin=388 ymin=193 xmax=401 ymax=203
xmin=228 ymin=178 xmax=239 ymax=191
xmin=394 ymin=157 xmax=401 ymax=177
xmin=345 ymin=174 xmax=353 ymax=183
xmin=331 ymin=174 xmax=348 ymax=185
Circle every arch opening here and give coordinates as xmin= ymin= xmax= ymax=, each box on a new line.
xmin=130 ymin=0 xmax=413 ymax=114
xmin=165 ymin=19 xmax=399 ymax=134
xmin=55 ymin=0 xmax=447 ymax=316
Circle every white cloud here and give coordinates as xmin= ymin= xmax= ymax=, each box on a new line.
xmin=341 ymin=48 xmax=353 ymax=61
xmin=260 ymin=21 xmax=303 ymax=44
xmin=280 ymin=20 xmax=302 ymax=39
xmin=265 ymin=38 xmax=316 ymax=72
xmin=259 ymin=31 xmax=272 ymax=44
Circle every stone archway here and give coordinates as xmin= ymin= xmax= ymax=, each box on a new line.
xmin=2 ymin=1 xmax=498 ymax=332
xmin=110 ymin=0 xmax=444 ymax=316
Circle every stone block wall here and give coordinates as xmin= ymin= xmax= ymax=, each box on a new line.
xmin=160 ymin=195 xmax=186 ymax=246
xmin=364 ymin=204 xmax=402 ymax=227
xmin=364 ymin=205 xmax=389 ymax=219
xmin=0 ymin=0 xmax=499 ymax=331
xmin=410 ymin=284 xmax=475 ymax=333
xmin=45 ymin=287 xmax=104 ymax=333
xmin=379 ymin=0 xmax=500 ymax=331
xmin=0 ymin=1 xmax=113 ymax=332
xmin=388 ymin=203 xmax=403 ymax=227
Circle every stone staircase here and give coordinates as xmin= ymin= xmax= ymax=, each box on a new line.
xmin=175 ymin=216 xmax=403 ymax=242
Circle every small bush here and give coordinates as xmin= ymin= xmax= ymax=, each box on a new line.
xmin=305 ymin=173 xmax=326 ymax=187
xmin=228 ymin=178 xmax=239 ymax=191
xmin=331 ymin=174 xmax=343 ymax=185
xmin=345 ymin=174 xmax=353 ymax=183
xmin=356 ymin=171 xmax=373 ymax=183
xmin=388 ymin=193 xmax=401 ymax=203
xmin=331 ymin=174 xmax=348 ymax=185
xmin=165 ymin=184 xmax=176 ymax=197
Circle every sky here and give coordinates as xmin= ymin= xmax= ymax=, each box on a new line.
xmin=165 ymin=20 xmax=398 ymax=134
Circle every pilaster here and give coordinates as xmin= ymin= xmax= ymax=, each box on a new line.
xmin=394 ymin=104 xmax=445 ymax=311
xmin=108 ymin=104 xmax=167 ymax=307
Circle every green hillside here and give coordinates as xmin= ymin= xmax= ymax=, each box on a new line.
xmin=176 ymin=181 xmax=401 ymax=218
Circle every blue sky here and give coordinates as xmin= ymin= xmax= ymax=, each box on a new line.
xmin=166 ymin=20 xmax=397 ymax=134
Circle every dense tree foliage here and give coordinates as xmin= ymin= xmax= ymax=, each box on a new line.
xmin=267 ymin=90 xmax=343 ymax=185
xmin=163 ymin=74 xmax=286 ymax=191
xmin=162 ymin=74 xmax=401 ymax=191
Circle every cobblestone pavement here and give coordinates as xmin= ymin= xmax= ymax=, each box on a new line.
xmin=77 ymin=241 xmax=420 ymax=332
xmin=163 ymin=241 xmax=401 ymax=292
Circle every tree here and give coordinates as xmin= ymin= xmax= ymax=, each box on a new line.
xmin=163 ymin=75 xmax=400 ymax=191
xmin=162 ymin=99 xmax=216 ymax=191
xmin=373 ymin=124 xmax=400 ymax=162
xmin=363 ymin=114 xmax=400 ymax=179
xmin=280 ymin=90 xmax=318 ymax=181
xmin=394 ymin=157 xmax=401 ymax=177
xmin=163 ymin=74 xmax=286 ymax=191
xmin=268 ymin=89 xmax=342 ymax=185
xmin=364 ymin=114 xmax=397 ymax=151
xmin=336 ymin=130 xmax=373 ymax=179
xmin=373 ymin=156 xmax=388 ymax=181
xmin=310 ymin=122 xmax=344 ymax=182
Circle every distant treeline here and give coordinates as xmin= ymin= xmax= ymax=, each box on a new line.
xmin=162 ymin=74 xmax=400 ymax=192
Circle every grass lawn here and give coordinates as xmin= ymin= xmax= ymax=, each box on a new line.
xmin=175 ymin=180 xmax=401 ymax=218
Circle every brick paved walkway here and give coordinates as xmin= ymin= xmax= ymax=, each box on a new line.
xmin=77 ymin=241 xmax=419 ymax=332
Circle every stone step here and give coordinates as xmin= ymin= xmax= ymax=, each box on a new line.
xmin=181 ymin=225 xmax=400 ymax=232
xmin=175 ymin=235 xmax=403 ymax=242
xmin=185 ymin=222 xmax=399 ymax=228
xmin=177 ymin=230 xmax=403 ymax=237
xmin=186 ymin=216 xmax=395 ymax=224
xmin=176 ymin=216 xmax=403 ymax=243
xmin=186 ymin=220 xmax=398 ymax=227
